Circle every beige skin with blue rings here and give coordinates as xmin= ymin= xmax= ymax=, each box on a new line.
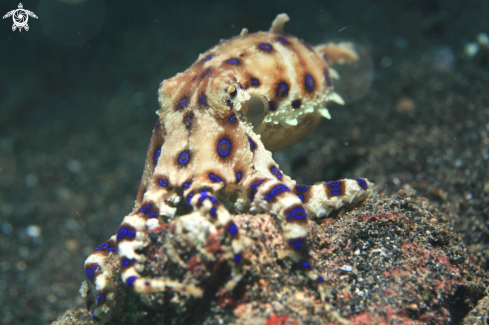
xmin=80 ymin=14 xmax=372 ymax=324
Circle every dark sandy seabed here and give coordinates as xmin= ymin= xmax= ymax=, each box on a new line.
xmin=0 ymin=1 xmax=488 ymax=324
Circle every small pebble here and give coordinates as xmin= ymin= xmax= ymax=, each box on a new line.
xmin=26 ymin=225 xmax=42 ymax=238
xmin=339 ymin=265 xmax=353 ymax=272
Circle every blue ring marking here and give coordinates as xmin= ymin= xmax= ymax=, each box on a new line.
xmin=209 ymin=173 xmax=221 ymax=182
xmin=332 ymin=188 xmax=340 ymax=195
xmin=127 ymin=230 xmax=136 ymax=238
xmin=228 ymin=58 xmax=239 ymax=65
xmin=85 ymin=269 xmax=93 ymax=280
xmin=271 ymin=167 xmax=282 ymax=178
xmin=155 ymin=120 xmax=160 ymax=126
xmin=325 ymin=297 xmax=331 ymax=303
xmin=202 ymin=69 xmax=210 ymax=77
xmin=210 ymin=207 xmax=217 ymax=218
xmin=327 ymin=181 xmax=341 ymax=186
xmin=179 ymin=152 xmax=189 ymax=164
xmin=140 ymin=204 xmax=151 ymax=212
xmin=109 ymin=247 xmax=117 ymax=254
xmin=154 ymin=149 xmax=161 ymax=165
xmin=236 ymin=172 xmax=242 ymax=181
xmin=324 ymin=69 xmax=332 ymax=87
xmin=355 ymin=178 xmax=368 ymax=189
xmin=199 ymin=188 xmax=218 ymax=203
xmin=186 ymin=193 xmax=194 ymax=205
xmin=277 ymin=82 xmax=288 ymax=96
xmin=117 ymin=227 xmax=127 ymax=239
xmin=234 ymin=254 xmax=242 ymax=263
xmin=305 ymin=74 xmax=315 ymax=90
xmin=279 ymin=36 xmax=289 ymax=45
xmin=251 ymin=180 xmax=264 ymax=189
xmin=179 ymin=98 xmax=187 ymax=107
xmin=120 ymin=259 xmax=130 ymax=267
xmin=183 ymin=181 xmax=192 ymax=188
xmin=202 ymin=55 xmax=212 ymax=61
xmin=260 ymin=43 xmax=272 ymax=51
xmin=229 ymin=113 xmax=237 ymax=122
xmin=297 ymin=194 xmax=304 ymax=202
xmin=218 ymin=139 xmax=231 ymax=156
xmin=290 ymin=207 xmax=307 ymax=219
xmin=93 ymin=265 xmax=99 ymax=272
xmin=301 ymin=261 xmax=312 ymax=269
xmin=150 ymin=212 xmax=157 ymax=219
xmin=265 ymin=185 xmax=289 ymax=200
xmin=226 ymin=99 xmax=233 ymax=108
xmin=268 ymin=102 xmax=275 ymax=111
xmin=317 ymin=277 xmax=324 ymax=283
xmin=248 ymin=138 xmax=255 ymax=150
xmin=228 ymin=223 xmax=238 ymax=236
xmin=291 ymin=239 xmax=303 ymax=250
xmin=96 ymin=295 xmax=101 ymax=305
xmin=145 ymin=281 xmax=150 ymax=286
xmin=158 ymin=179 xmax=168 ymax=187
xmin=95 ymin=242 xmax=109 ymax=250
xmin=296 ymin=184 xmax=309 ymax=192
xmin=126 ymin=276 xmax=138 ymax=287
xmin=270 ymin=184 xmax=289 ymax=195
xmin=292 ymin=100 xmax=301 ymax=108
xmin=251 ymin=78 xmax=259 ymax=85
xmin=200 ymin=93 xmax=205 ymax=103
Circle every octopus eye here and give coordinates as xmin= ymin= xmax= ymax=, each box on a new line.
xmin=230 ymin=87 xmax=237 ymax=98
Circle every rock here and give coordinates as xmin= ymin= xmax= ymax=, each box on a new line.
xmin=51 ymin=191 xmax=489 ymax=324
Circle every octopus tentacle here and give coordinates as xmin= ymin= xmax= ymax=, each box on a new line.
xmin=81 ymin=236 xmax=118 ymax=320
xmin=292 ymin=178 xmax=375 ymax=218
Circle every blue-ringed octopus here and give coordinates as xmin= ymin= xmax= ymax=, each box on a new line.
xmin=79 ymin=14 xmax=374 ymax=324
